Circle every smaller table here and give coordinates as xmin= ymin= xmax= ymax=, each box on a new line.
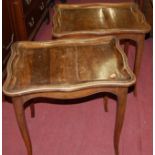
xmin=52 ymin=2 xmax=150 ymax=95
xmin=3 ymin=36 xmax=135 ymax=155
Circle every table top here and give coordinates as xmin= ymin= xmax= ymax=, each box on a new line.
xmin=53 ymin=2 xmax=151 ymax=38
xmin=3 ymin=36 xmax=135 ymax=96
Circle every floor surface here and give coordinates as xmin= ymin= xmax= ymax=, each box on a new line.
xmin=2 ymin=0 xmax=152 ymax=155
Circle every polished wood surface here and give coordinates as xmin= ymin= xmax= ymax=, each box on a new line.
xmin=3 ymin=37 xmax=136 ymax=155
xmin=52 ymin=2 xmax=150 ymax=38
xmin=3 ymin=36 xmax=135 ymax=96
xmin=52 ymin=2 xmax=150 ymax=95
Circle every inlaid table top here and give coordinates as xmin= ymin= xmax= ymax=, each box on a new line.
xmin=3 ymin=37 xmax=135 ymax=97
xmin=52 ymin=2 xmax=151 ymax=38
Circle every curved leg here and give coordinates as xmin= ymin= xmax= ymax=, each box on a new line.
xmin=114 ymin=88 xmax=127 ymax=155
xmin=13 ymin=97 xmax=32 ymax=155
xmin=30 ymin=104 xmax=35 ymax=118
xmin=103 ymin=96 xmax=108 ymax=112
xmin=133 ymin=35 xmax=145 ymax=96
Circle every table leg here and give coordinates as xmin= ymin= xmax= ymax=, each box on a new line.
xmin=30 ymin=104 xmax=35 ymax=118
xmin=13 ymin=97 xmax=32 ymax=155
xmin=103 ymin=96 xmax=108 ymax=112
xmin=114 ymin=88 xmax=127 ymax=155
xmin=133 ymin=35 xmax=145 ymax=96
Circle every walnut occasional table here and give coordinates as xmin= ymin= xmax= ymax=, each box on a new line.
xmin=52 ymin=2 xmax=150 ymax=95
xmin=3 ymin=36 xmax=136 ymax=155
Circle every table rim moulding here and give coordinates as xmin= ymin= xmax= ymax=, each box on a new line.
xmin=3 ymin=36 xmax=136 ymax=97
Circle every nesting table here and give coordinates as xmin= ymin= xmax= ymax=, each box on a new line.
xmin=52 ymin=2 xmax=150 ymax=95
xmin=3 ymin=37 xmax=135 ymax=155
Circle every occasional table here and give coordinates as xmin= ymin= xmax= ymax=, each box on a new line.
xmin=52 ymin=2 xmax=150 ymax=95
xmin=3 ymin=36 xmax=136 ymax=155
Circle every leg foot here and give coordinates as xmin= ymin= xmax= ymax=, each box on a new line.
xmin=13 ymin=97 xmax=32 ymax=155
xmin=114 ymin=88 xmax=128 ymax=155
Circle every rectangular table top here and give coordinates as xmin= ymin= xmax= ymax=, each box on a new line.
xmin=53 ymin=2 xmax=150 ymax=38
xmin=3 ymin=37 xmax=135 ymax=96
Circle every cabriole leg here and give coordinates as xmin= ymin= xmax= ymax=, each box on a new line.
xmin=114 ymin=88 xmax=128 ymax=155
xmin=13 ymin=97 xmax=32 ymax=155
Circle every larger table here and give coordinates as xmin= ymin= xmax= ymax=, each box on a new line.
xmin=3 ymin=36 xmax=136 ymax=155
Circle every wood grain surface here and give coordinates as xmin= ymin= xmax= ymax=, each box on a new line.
xmin=3 ymin=36 xmax=135 ymax=96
